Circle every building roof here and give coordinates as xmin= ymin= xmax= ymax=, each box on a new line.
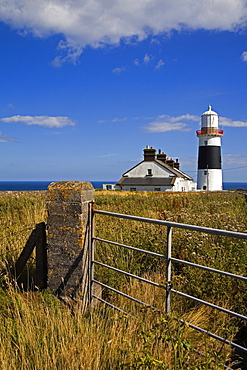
xmin=202 ymin=105 xmax=218 ymax=116
xmin=121 ymin=159 xmax=193 ymax=181
xmin=116 ymin=146 xmax=194 ymax=188
xmin=117 ymin=177 xmax=176 ymax=187
xmin=155 ymin=159 xmax=193 ymax=180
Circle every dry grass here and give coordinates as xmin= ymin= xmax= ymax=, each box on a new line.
xmin=0 ymin=191 xmax=46 ymax=262
xmin=0 ymin=278 xmax=233 ymax=370
xmin=0 ymin=189 xmax=246 ymax=369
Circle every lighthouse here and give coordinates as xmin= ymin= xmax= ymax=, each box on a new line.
xmin=196 ymin=106 xmax=224 ymax=191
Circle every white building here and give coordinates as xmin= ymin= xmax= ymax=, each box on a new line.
xmin=115 ymin=146 xmax=197 ymax=192
xmin=196 ymin=106 xmax=223 ymax=191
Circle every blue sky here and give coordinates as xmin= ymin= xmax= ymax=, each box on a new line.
xmin=1 ymin=0 xmax=247 ymax=183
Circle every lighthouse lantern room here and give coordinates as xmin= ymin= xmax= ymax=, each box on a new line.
xmin=196 ymin=106 xmax=223 ymax=191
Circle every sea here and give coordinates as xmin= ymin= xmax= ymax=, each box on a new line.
xmin=0 ymin=181 xmax=111 ymax=191
xmin=0 ymin=181 xmax=247 ymax=191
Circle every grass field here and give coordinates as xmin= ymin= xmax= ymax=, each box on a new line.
xmin=0 ymin=189 xmax=246 ymax=369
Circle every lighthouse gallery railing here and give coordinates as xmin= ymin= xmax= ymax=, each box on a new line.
xmin=196 ymin=128 xmax=224 ymax=136
xmin=92 ymin=209 xmax=247 ymax=355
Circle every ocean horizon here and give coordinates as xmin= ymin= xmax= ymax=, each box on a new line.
xmin=0 ymin=181 xmax=111 ymax=191
xmin=0 ymin=181 xmax=247 ymax=191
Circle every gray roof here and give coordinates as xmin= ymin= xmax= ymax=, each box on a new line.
xmin=117 ymin=177 xmax=176 ymax=187
xmin=155 ymin=160 xmax=193 ymax=180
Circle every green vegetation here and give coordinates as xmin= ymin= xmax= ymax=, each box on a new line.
xmin=0 ymin=191 xmax=46 ymax=285
xmin=0 ymin=190 xmax=246 ymax=369
xmin=95 ymin=191 xmax=247 ymax=313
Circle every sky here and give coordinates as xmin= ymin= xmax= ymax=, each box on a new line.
xmin=1 ymin=0 xmax=247 ymax=183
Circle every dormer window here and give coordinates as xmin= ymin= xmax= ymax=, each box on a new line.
xmin=147 ymin=169 xmax=152 ymax=176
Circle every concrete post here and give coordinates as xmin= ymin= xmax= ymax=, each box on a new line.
xmin=47 ymin=181 xmax=94 ymax=309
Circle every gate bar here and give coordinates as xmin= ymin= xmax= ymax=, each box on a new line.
xmin=94 ymin=210 xmax=247 ymax=239
xmin=93 ymin=279 xmax=156 ymax=309
xmin=93 ymin=237 xmax=166 ymax=258
xmin=171 ymin=257 xmax=247 ymax=281
xmin=171 ymin=288 xmax=247 ymax=321
xmin=166 ymin=226 xmax=172 ymax=314
xmin=93 ymin=260 xmax=166 ymax=289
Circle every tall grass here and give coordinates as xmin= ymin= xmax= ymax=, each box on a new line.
xmin=0 ymin=280 xmax=232 ymax=369
xmin=0 ymin=191 xmax=46 ymax=262
xmin=0 ymin=190 xmax=246 ymax=369
xmin=0 ymin=191 xmax=47 ymax=287
xmin=94 ymin=191 xmax=247 ymax=313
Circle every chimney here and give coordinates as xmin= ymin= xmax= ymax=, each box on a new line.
xmin=157 ymin=150 xmax=167 ymax=163
xmin=166 ymin=158 xmax=175 ymax=168
xmin=143 ymin=146 xmax=156 ymax=161
xmin=174 ymin=158 xmax=180 ymax=170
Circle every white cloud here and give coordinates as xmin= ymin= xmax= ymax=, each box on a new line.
xmin=97 ymin=119 xmax=108 ymax=124
xmin=144 ymin=114 xmax=200 ymax=132
xmin=241 ymin=51 xmax=247 ymax=61
xmin=145 ymin=121 xmax=190 ymax=133
xmin=219 ymin=116 xmax=247 ymax=127
xmin=134 ymin=54 xmax=153 ymax=66
xmin=97 ymin=153 xmax=116 ymax=158
xmin=155 ymin=59 xmax=165 ymax=69
xmin=223 ymin=153 xmax=247 ymax=166
xmin=0 ymin=131 xmax=16 ymax=143
xmin=0 ymin=115 xmax=76 ymax=128
xmin=112 ymin=66 xmax=126 ymax=74
xmin=145 ymin=113 xmax=247 ymax=132
xmin=97 ymin=117 xmax=127 ymax=123
xmin=52 ymin=41 xmax=83 ymax=67
xmin=170 ymin=114 xmax=199 ymax=122
xmin=112 ymin=117 xmax=128 ymax=122
xmin=97 ymin=112 xmax=247 ymax=132
xmin=1 ymin=0 xmax=246 ymax=64
xmin=143 ymin=54 xmax=152 ymax=64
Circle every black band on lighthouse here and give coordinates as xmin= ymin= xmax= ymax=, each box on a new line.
xmin=198 ymin=146 xmax=222 ymax=169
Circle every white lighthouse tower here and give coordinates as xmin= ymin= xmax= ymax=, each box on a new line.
xmin=196 ymin=106 xmax=224 ymax=191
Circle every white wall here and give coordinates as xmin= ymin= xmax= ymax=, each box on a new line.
xmin=124 ymin=161 xmax=174 ymax=178
xmin=173 ymin=178 xmax=197 ymax=192
xmin=198 ymin=136 xmax=221 ymax=146
xmin=120 ymin=179 xmax=197 ymax=192
xmin=197 ymin=169 xmax=222 ymax=191
xmin=102 ymin=183 xmax=118 ymax=190
xmin=120 ymin=185 xmax=174 ymax=191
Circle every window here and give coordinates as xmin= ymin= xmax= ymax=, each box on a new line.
xmin=154 ymin=188 xmax=161 ymax=191
xmin=130 ymin=188 xmax=136 ymax=191
xmin=147 ymin=169 xmax=152 ymax=176
xmin=204 ymin=170 xmax=208 ymax=175
xmin=203 ymin=185 xmax=207 ymax=190
xmin=204 ymin=141 xmax=208 ymax=146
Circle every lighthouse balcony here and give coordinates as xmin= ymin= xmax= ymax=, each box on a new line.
xmin=196 ymin=128 xmax=224 ymax=137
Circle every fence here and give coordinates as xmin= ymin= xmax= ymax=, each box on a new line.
xmin=12 ymin=181 xmax=247 ymax=361
xmin=92 ymin=209 xmax=247 ymax=357
xmin=13 ymin=222 xmax=47 ymax=289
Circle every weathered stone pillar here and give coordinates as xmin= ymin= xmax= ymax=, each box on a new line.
xmin=47 ymin=181 xmax=94 ymax=308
